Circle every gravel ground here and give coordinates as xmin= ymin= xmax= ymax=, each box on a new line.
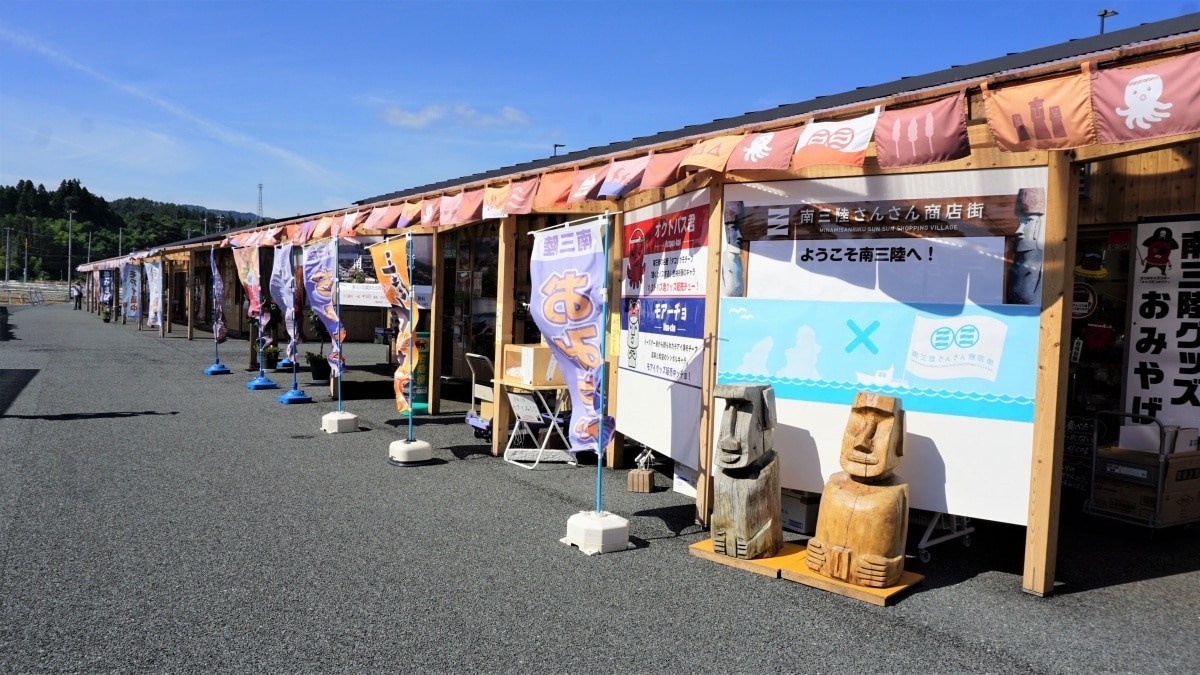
xmin=2 ymin=303 xmax=1199 ymax=673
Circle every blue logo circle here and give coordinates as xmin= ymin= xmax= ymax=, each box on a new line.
xmin=955 ymin=324 xmax=980 ymax=348
xmin=930 ymin=327 xmax=954 ymax=351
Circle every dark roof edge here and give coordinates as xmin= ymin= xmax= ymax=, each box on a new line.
xmin=356 ymin=13 xmax=1200 ymax=206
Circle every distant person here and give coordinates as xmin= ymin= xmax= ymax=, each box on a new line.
xmin=71 ymin=281 xmax=83 ymax=310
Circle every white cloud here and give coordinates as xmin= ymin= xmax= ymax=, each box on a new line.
xmin=379 ymin=105 xmax=447 ymax=129
xmin=735 ymin=337 xmax=773 ymax=377
xmin=0 ymin=24 xmax=336 ymax=184
xmin=777 ymin=325 xmax=822 ymax=380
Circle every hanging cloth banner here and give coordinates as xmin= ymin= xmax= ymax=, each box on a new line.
xmin=302 ymin=239 xmax=345 ymax=376
xmin=270 ymin=243 xmax=299 ymax=362
xmin=483 ymin=184 xmax=511 ymax=219
xmin=726 ymin=127 xmax=804 ymax=172
xmin=598 ymin=156 xmax=648 ymax=198
xmin=99 ymin=270 xmax=112 ymax=306
xmin=420 ymin=196 xmax=442 ymax=228
xmin=568 ymin=164 xmax=609 ymax=203
xmin=210 ymin=249 xmax=227 ymax=344
xmin=679 ymin=134 xmax=742 ymax=173
xmin=440 ymin=192 xmax=464 ymax=226
xmin=1090 ymin=51 xmax=1200 ymax=145
xmin=145 ymin=261 xmax=163 ymax=328
xmin=121 ymin=263 xmax=141 ymax=322
xmin=982 ymin=68 xmax=1096 ymax=151
xmin=534 ymin=170 xmax=577 ymax=210
xmin=370 ymin=237 xmax=420 ymax=414
xmin=641 ymin=148 xmax=690 ymax=190
xmin=505 ymin=176 xmax=539 ymax=215
xmin=232 ymin=246 xmax=272 ymax=346
xmin=874 ymin=92 xmax=971 ymax=169
xmin=457 ymin=188 xmax=484 ymax=224
xmin=528 ymin=216 xmax=615 ymax=453
xmin=791 ymin=107 xmax=880 ymax=169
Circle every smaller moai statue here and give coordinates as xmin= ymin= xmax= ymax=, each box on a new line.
xmin=806 ymin=392 xmax=909 ymax=588
xmin=711 ymin=384 xmax=782 ymax=560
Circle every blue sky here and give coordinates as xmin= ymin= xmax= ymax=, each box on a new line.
xmin=1 ymin=0 xmax=1196 ymax=219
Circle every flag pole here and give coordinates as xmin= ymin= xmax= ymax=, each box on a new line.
xmin=595 ymin=211 xmax=609 ymax=514
xmin=388 ymin=230 xmax=432 ymax=465
xmin=204 ymin=246 xmax=230 ymax=375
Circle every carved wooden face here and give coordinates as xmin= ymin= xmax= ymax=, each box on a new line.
xmin=840 ymin=392 xmax=903 ymax=479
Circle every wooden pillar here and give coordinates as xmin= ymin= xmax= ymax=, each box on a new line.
xmin=186 ymin=251 xmax=195 ymax=340
xmin=1023 ymin=150 xmax=1078 ymax=596
xmin=165 ymin=260 xmax=173 ymax=334
xmin=604 ymin=210 xmax=624 ymax=469
xmin=491 ymin=215 xmax=518 ymax=457
xmin=695 ymin=182 xmax=727 ymax=527
xmin=427 ymin=231 xmax=444 ymax=415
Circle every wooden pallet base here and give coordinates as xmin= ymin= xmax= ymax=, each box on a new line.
xmin=689 ymin=538 xmax=923 ymax=606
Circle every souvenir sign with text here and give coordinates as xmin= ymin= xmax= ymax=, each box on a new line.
xmin=721 ymin=168 xmax=1049 ymax=525
xmin=528 ymin=217 xmax=614 ymax=453
xmin=1125 ymin=217 xmax=1200 ymax=428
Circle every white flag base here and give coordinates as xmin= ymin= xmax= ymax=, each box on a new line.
xmin=561 ymin=511 xmax=630 ymax=555
xmin=388 ymin=438 xmax=433 ymax=466
xmin=321 ymin=411 xmax=358 ymax=434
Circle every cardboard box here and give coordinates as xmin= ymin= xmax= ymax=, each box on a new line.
xmin=627 ymin=468 xmax=655 ymax=493
xmin=502 ymin=344 xmax=564 ymax=387
xmin=1096 ymin=446 xmax=1200 ymax=491
xmin=781 ymin=488 xmax=820 ymax=535
xmin=1090 ymin=478 xmax=1200 ymax=525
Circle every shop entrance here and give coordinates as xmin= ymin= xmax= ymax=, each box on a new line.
xmin=1061 ymin=225 xmax=1133 ymax=507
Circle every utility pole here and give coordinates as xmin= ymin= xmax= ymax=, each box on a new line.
xmin=4 ymin=227 xmax=10 ymax=283
xmin=216 ymin=214 xmax=224 ymax=232
xmin=1098 ymin=9 xmax=1117 ymax=34
xmin=119 ymin=228 xmax=123 ymax=256
xmin=24 ymin=236 xmax=29 ymax=283
xmin=203 ymin=215 xmax=208 ymax=235
xmin=66 ymin=209 xmax=76 ymax=281
xmin=87 ymin=232 xmax=92 ymax=263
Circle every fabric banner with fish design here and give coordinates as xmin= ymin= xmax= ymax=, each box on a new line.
xmin=302 ymin=239 xmax=345 ymax=376
xmin=370 ymin=236 xmax=420 ymax=414
xmin=529 ymin=217 xmax=615 ymax=454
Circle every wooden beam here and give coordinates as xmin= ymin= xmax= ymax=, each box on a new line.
xmin=695 ymin=182 xmax=726 ymax=527
xmin=605 ymin=210 xmax=625 ymax=469
xmin=427 ymin=232 xmax=444 ymax=415
xmin=1023 ymin=150 xmax=1078 ymax=596
xmin=1072 ymin=131 xmax=1200 ymax=163
xmin=186 ymin=251 xmax=195 ymax=340
xmin=491 ymin=215 xmax=518 ymax=457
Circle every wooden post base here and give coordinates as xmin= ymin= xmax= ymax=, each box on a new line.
xmin=689 ymin=539 xmax=923 ymax=606
xmin=627 ymin=468 xmax=655 ymax=493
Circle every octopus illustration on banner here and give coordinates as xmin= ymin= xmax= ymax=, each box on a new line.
xmin=529 ymin=218 xmax=615 ymax=454
xmin=370 ymin=237 xmax=419 ymax=413
xmin=302 ymin=239 xmax=345 ymax=376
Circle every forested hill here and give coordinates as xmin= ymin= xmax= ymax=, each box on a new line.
xmin=0 ymin=178 xmax=257 ymax=282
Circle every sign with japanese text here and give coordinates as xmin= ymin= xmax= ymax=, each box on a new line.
xmin=528 ymin=217 xmax=614 ymax=454
xmin=145 ymin=261 xmax=163 ymax=329
xmin=720 ymin=168 xmax=1048 ymax=526
xmin=617 ymin=188 xmax=711 ymax=471
xmin=1124 ymin=217 xmax=1200 ymax=428
xmin=121 ymin=264 xmax=141 ymax=322
xmin=371 ymin=236 xmax=420 ymax=414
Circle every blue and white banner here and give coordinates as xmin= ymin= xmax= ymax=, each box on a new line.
xmin=145 ymin=261 xmax=163 ymax=328
xmin=529 ymin=216 xmax=614 ymax=454
xmin=270 ymin=243 xmax=298 ymax=361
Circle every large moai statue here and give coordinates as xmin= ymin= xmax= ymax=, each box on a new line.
xmin=806 ymin=392 xmax=909 ymax=588
xmin=711 ymin=384 xmax=782 ymax=560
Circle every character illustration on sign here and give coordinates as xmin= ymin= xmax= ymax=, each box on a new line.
xmin=721 ymin=201 xmax=744 ymax=297
xmin=806 ymin=392 xmax=909 ymax=588
xmin=626 ymin=298 xmax=640 ymax=369
xmin=1139 ymin=226 xmax=1179 ymax=275
xmin=626 ymin=228 xmax=647 ymax=289
xmin=1116 ymin=74 xmax=1173 ymax=130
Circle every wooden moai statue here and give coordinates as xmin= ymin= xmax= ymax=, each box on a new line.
xmin=806 ymin=392 xmax=909 ymax=588
xmin=711 ymin=384 xmax=782 ymax=560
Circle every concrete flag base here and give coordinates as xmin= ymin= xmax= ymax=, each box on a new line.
xmin=321 ymin=411 xmax=358 ymax=434
xmin=561 ymin=511 xmax=630 ymax=555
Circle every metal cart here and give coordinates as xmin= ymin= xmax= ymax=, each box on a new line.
xmin=1084 ymin=411 xmax=1198 ymax=529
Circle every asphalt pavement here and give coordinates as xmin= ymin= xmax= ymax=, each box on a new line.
xmin=2 ymin=303 xmax=1199 ymax=673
